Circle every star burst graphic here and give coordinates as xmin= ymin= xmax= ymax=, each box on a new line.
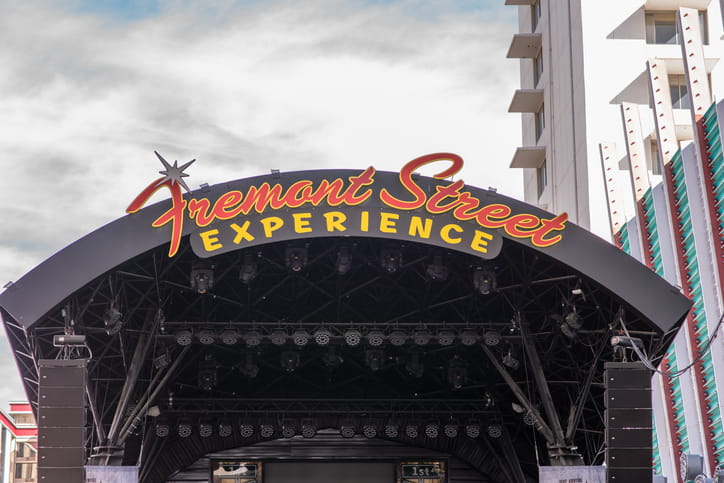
xmin=155 ymin=150 xmax=195 ymax=194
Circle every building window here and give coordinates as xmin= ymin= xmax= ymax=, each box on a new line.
xmin=645 ymin=11 xmax=708 ymax=45
xmin=650 ymin=141 xmax=662 ymax=175
xmin=537 ymin=159 xmax=547 ymax=198
xmin=535 ymin=105 xmax=545 ymax=141
xmin=14 ymin=462 xmax=35 ymax=480
xmin=531 ymin=0 xmax=541 ymax=32
xmin=534 ymin=52 xmax=544 ymax=86
xmin=669 ymin=75 xmax=690 ymax=110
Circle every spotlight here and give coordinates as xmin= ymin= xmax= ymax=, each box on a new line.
xmin=486 ymin=424 xmax=502 ymax=439
xmin=483 ymin=329 xmax=501 ymax=346
xmin=365 ymin=350 xmax=385 ymax=372
xmin=239 ymin=252 xmax=258 ymax=283
xmin=426 ymin=255 xmax=448 ymax=281
xmin=220 ymin=329 xmax=240 ymax=345
xmin=240 ymin=423 xmax=255 ymax=438
xmin=389 ymin=329 xmax=408 ymax=347
xmin=482 ymin=392 xmax=495 ymax=408
xmin=243 ymin=330 xmax=263 ymax=347
xmin=175 ymin=329 xmax=193 ymax=346
xmin=437 ymin=329 xmax=456 ymax=346
xmin=502 ymin=349 xmax=520 ymax=371
xmin=565 ymin=308 xmax=582 ymax=329
xmin=344 ymin=328 xmax=362 ymax=347
xmin=511 ymin=402 xmax=525 ymax=414
xmin=104 ymin=305 xmax=123 ymax=335
xmin=239 ymin=352 xmax=259 ymax=378
xmin=219 ymin=420 xmax=233 ymax=437
xmin=560 ymin=322 xmax=577 ymax=339
xmin=362 ymin=421 xmax=378 ymax=439
xmin=405 ymin=352 xmax=424 ymax=378
xmin=340 ymin=419 xmax=356 ymax=438
xmin=322 ymin=347 xmax=344 ymax=368
xmin=281 ymin=419 xmax=297 ymax=439
xmin=367 ymin=330 xmax=385 ymax=347
xmin=381 ymin=249 xmax=402 ymax=273
xmin=473 ymin=267 xmax=496 ymax=295
xmin=459 ymin=328 xmax=478 ymax=346
xmin=198 ymin=357 xmax=218 ymax=391
xmin=313 ymin=327 xmax=332 ymax=346
xmin=153 ymin=352 xmax=171 ymax=370
xmin=443 ymin=421 xmax=459 ymax=438
xmin=384 ymin=421 xmax=399 ymax=438
xmin=270 ymin=328 xmax=288 ymax=346
xmin=301 ymin=419 xmax=317 ymax=439
xmin=197 ymin=329 xmax=216 ymax=345
xmin=405 ymin=422 xmax=419 ymax=438
xmin=199 ymin=420 xmax=213 ymax=438
xmin=190 ymin=261 xmax=214 ymax=294
xmin=286 ymin=247 xmax=308 ymax=272
xmin=448 ymin=361 xmax=467 ymax=390
xmin=155 ymin=418 xmax=170 ymax=437
xmin=292 ymin=329 xmax=310 ymax=347
xmin=336 ymin=246 xmax=352 ymax=275
xmin=610 ymin=335 xmax=644 ymax=348
xmin=523 ymin=411 xmax=536 ymax=426
xmin=465 ymin=420 xmax=481 ymax=438
xmin=177 ymin=420 xmax=192 ymax=438
xmin=259 ymin=422 xmax=274 ymax=438
xmin=412 ymin=328 xmax=431 ymax=346
xmin=281 ymin=351 xmax=300 ymax=373
xmin=425 ymin=422 xmax=439 ymax=438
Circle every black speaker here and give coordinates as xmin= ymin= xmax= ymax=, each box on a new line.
xmin=37 ymin=359 xmax=88 ymax=481
xmin=604 ymin=362 xmax=653 ymax=483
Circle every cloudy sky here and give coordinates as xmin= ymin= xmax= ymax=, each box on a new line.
xmin=0 ymin=0 xmax=521 ymax=406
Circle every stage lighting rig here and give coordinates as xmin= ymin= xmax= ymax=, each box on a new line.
xmin=239 ymin=252 xmax=258 ymax=283
xmin=426 ymin=255 xmax=448 ymax=281
xmin=281 ymin=351 xmax=300 ymax=373
xmin=336 ymin=245 xmax=352 ymax=275
xmin=190 ymin=261 xmax=214 ymax=294
xmin=365 ymin=350 xmax=385 ymax=372
xmin=381 ymin=248 xmax=402 ymax=273
xmin=473 ymin=266 xmax=497 ymax=295
xmin=367 ymin=329 xmax=385 ymax=347
xmin=286 ymin=246 xmax=308 ymax=272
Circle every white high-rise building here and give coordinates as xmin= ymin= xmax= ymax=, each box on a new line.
xmin=507 ymin=1 xmax=724 ymax=481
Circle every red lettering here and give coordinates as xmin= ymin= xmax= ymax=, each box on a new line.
xmin=426 ymin=180 xmax=465 ymax=214
xmin=504 ymin=213 xmax=541 ymax=238
xmin=188 ymin=198 xmax=214 ymax=226
xmin=476 ymin=204 xmax=512 ymax=229
xmin=530 ymin=213 xmax=569 ymax=247
xmin=380 ymin=153 xmax=463 ymax=210
xmin=211 ymin=191 xmax=243 ymax=219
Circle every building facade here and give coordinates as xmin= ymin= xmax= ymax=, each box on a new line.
xmin=0 ymin=402 xmax=38 ymax=483
xmin=506 ymin=1 xmax=724 ymax=481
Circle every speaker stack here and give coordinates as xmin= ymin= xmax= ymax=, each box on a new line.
xmin=37 ymin=359 xmax=88 ymax=482
xmin=605 ymin=361 xmax=653 ymax=483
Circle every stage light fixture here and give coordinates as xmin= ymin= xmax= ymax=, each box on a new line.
xmin=259 ymin=422 xmax=274 ymax=438
xmin=240 ymin=423 xmax=255 ymax=438
xmin=270 ymin=328 xmax=288 ymax=346
xmin=218 ymin=420 xmax=233 ymax=438
xmin=473 ymin=266 xmax=496 ymax=295
xmin=239 ymin=252 xmax=258 ymax=283
xmin=459 ymin=328 xmax=478 ymax=346
xmin=443 ymin=421 xmax=459 ymax=438
xmin=197 ymin=329 xmax=216 ymax=345
xmin=523 ymin=411 xmax=536 ymax=426
xmin=286 ymin=247 xmax=308 ymax=272
xmin=381 ymin=249 xmax=402 ymax=273
xmin=483 ymin=329 xmax=501 ymax=346
xmin=502 ymin=349 xmax=520 ymax=371
xmin=362 ymin=421 xmax=378 ymax=439
xmin=153 ymin=352 xmax=171 ymax=370
xmin=367 ymin=330 xmax=385 ymax=347
xmin=301 ymin=419 xmax=317 ymax=439
xmin=425 ymin=422 xmax=439 ymax=438
xmin=322 ymin=347 xmax=344 ymax=368
xmin=389 ymin=329 xmax=408 ymax=347
xmin=560 ymin=322 xmax=577 ymax=339
xmin=292 ymin=329 xmax=310 ymax=347
xmin=175 ymin=329 xmax=193 ymax=346
xmin=365 ymin=350 xmax=385 ymax=372
xmin=511 ymin=402 xmax=525 ymax=414
xmin=239 ymin=352 xmax=259 ymax=378
xmin=281 ymin=419 xmax=297 ymax=439
xmin=340 ymin=419 xmax=356 ymax=438
xmin=190 ymin=261 xmax=214 ymax=294
xmin=437 ymin=329 xmax=456 ymax=346
xmin=447 ymin=362 xmax=467 ymax=390
xmin=384 ymin=421 xmax=399 ymax=438
xmin=155 ymin=418 xmax=170 ymax=437
xmin=313 ymin=327 xmax=332 ymax=346
xmin=565 ymin=308 xmax=582 ymax=329
xmin=465 ymin=420 xmax=481 ymax=438
xmin=405 ymin=352 xmax=424 ymax=378
xmin=486 ymin=424 xmax=502 ymax=439
xmin=344 ymin=328 xmax=362 ymax=347
xmin=336 ymin=245 xmax=352 ymax=275
xmin=198 ymin=358 xmax=218 ymax=391
xmin=405 ymin=422 xmax=419 ymax=439
xmin=482 ymin=392 xmax=495 ymax=409
xmin=177 ymin=420 xmax=192 ymax=438
xmin=220 ymin=329 xmax=240 ymax=345
xmin=413 ymin=328 xmax=431 ymax=346
xmin=104 ymin=305 xmax=123 ymax=335
xmin=426 ymin=255 xmax=448 ymax=281
xmin=199 ymin=420 xmax=213 ymax=438
xmin=243 ymin=329 xmax=263 ymax=347
xmin=281 ymin=351 xmax=300 ymax=373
